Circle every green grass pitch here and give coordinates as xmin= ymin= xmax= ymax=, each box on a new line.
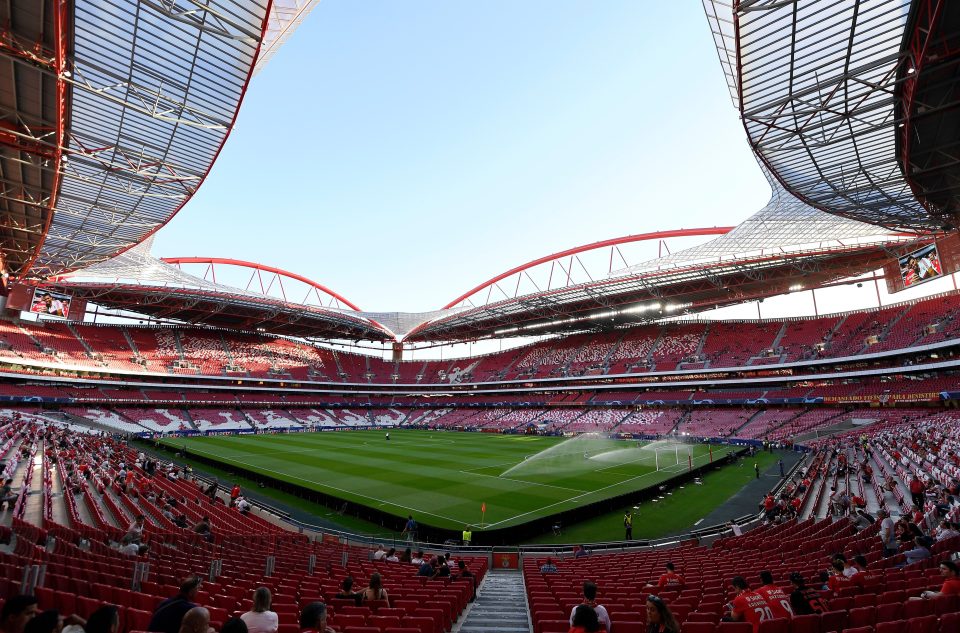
xmin=168 ymin=430 xmax=735 ymax=530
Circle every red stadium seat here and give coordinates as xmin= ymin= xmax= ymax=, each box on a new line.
xmin=687 ymin=613 xmax=720 ymax=624
xmin=757 ymin=619 xmax=789 ymax=633
xmin=681 ymin=623 xmax=715 ymax=633
xmin=402 ymin=616 xmax=439 ymax=633
xmin=848 ymin=607 xmax=876 ymax=628
xmin=819 ymin=610 xmax=847 ymax=633
xmin=939 ymin=612 xmax=960 ymax=633
xmin=907 ymin=616 xmax=937 ymax=633
xmin=716 ymin=622 xmax=753 ymax=633
xmin=612 ymin=622 xmax=645 ymax=633
xmin=877 ymin=604 xmax=903 ymax=624
xmin=788 ymin=614 xmax=820 ymax=633
xmin=875 ymin=621 xmax=907 ymax=633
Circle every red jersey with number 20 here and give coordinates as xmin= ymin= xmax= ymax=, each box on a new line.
xmin=731 ymin=590 xmax=772 ymax=633
xmin=755 ymin=585 xmax=794 ymax=619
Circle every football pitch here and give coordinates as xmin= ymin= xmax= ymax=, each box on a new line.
xmin=167 ymin=430 xmax=735 ymax=530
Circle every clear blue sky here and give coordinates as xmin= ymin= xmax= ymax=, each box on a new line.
xmin=154 ymin=0 xmax=770 ymax=313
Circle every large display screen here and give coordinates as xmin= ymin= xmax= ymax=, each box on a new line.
xmin=29 ymin=289 xmax=72 ymax=318
xmin=898 ymin=243 xmax=944 ymax=288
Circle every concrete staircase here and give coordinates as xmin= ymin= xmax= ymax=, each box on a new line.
xmin=457 ymin=570 xmax=531 ymax=633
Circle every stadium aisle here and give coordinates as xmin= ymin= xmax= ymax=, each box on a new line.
xmin=457 ymin=570 xmax=531 ymax=633
xmin=694 ymin=449 xmax=802 ymax=528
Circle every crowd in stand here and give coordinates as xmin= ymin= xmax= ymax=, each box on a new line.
xmin=0 ymin=419 xmax=484 ymax=633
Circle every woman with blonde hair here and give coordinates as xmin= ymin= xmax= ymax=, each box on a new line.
xmin=241 ymin=587 xmax=279 ymax=633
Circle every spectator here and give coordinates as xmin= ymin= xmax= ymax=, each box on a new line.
xmin=299 ymin=603 xmax=335 ymax=633
xmin=878 ymin=509 xmax=898 ymax=556
xmin=568 ymin=582 xmax=610 ymax=632
xmin=411 ymin=550 xmax=425 ymax=565
xmin=230 ymin=483 xmax=241 ymax=507
xmin=826 ymin=559 xmax=851 ymax=595
xmin=417 ymin=557 xmax=435 ymax=577
xmin=788 ymin=572 xmax=828 ymax=615
xmin=241 ymin=587 xmax=279 ymax=633
xmin=84 ymin=607 xmax=119 ymax=633
xmin=221 ymin=619 xmax=248 ymax=633
xmin=456 ymin=560 xmax=477 ymax=601
xmin=645 ymin=595 xmax=679 ymax=633
xmin=400 ymin=547 xmax=412 ymax=563
xmin=910 ymin=474 xmax=926 ymax=508
xmin=236 ymin=497 xmax=251 ymax=515
xmin=178 ymin=608 xmax=213 ymax=633
xmin=540 ymin=558 xmax=558 ymax=574
xmin=936 ymin=520 xmax=960 ymax=541
xmin=902 ymin=536 xmax=933 ymax=566
xmin=372 ymin=545 xmax=386 ymax=561
xmin=756 ymin=571 xmax=793 ymax=618
xmin=334 ymin=577 xmax=362 ymax=606
xmin=0 ymin=478 xmax=17 ymax=510
xmin=361 ymin=572 xmax=390 ymax=606
xmin=435 ymin=556 xmax=451 ymax=578
xmin=726 ymin=576 xmax=768 ymax=633
xmin=568 ymin=606 xmax=601 ymax=633
xmin=148 ymin=575 xmax=202 ymax=633
xmin=385 ymin=548 xmax=399 ymax=563
xmin=23 ymin=611 xmax=62 ymax=633
xmin=919 ymin=561 xmax=960 ymax=599
xmin=657 ymin=562 xmax=684 ymax=590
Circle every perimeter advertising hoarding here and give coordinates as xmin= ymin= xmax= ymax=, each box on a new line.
xmin=898 ymin=243 xmax=943 ymax=288
xmin=28 ymin=288 xmax=72 ymax=318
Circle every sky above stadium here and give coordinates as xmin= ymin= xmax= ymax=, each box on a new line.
xmin=154 ymin=1 xmax=771 ymax=313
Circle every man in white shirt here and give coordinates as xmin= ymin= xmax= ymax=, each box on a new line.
xmin=568 ymin=581 xmax=611 ymax=631
xmin=878 ymin=509 xmax=898 ymax=556
xmin=372 ymin=545 xmax=386 ymax=561
xmin=411 ymin=550 xmax=424 ymax=565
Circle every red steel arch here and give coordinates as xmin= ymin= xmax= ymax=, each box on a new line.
xmin=441 ymin=227 xmax=735 ymax=309
xmin=161 ymin=257 xmax=362 ymax=311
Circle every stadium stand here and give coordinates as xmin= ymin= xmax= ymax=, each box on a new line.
xmin=2 ymin=292 xmax=959 ymax=385
xmin=0 ymin=419 xmax=486 ymax=633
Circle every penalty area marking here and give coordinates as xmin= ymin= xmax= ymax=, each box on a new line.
xmin=482 ymin=450 xmax=720 ymax=528
xmin=482 ymin=461 xmax=689 ymax=528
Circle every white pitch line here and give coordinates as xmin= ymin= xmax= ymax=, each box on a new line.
xmin=457 ymin=470 xmax=583 ymax=493
xmin=481 ymin=461 xmax=689 ymax=528
xmin=482 ymin=450 xmax=722 ymax=528
xmin=182 ymin=446 xmax=466 ymax=526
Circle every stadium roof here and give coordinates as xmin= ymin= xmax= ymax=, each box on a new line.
xmin=46 ymin=174 xmax=920 ymax=342
xmin=402 ymin=175 xmax=918 ymax=342
xmin=702 ymin=0 xmax=959 ymax=232
xmin=51 ymin=238 xmax=397 ymax=341
xmin=0 ymin=0 xmax=271 ymax=282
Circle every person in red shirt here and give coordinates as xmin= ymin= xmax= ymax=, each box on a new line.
xmin=727 ymin=576 xmax=770 ymax=633
xmin=755 ymin=571 xmax=793 ymax=619
xmin=909 ymin=474 xmax=926 ymax=509
xmin=762 ymin=494 xmax=777 ymax=521
xmin=657 ymin=562 xmax=685 ymax=590
xmin=789 ymin=497 xmax=802 ymax=516
xmin=920 ymin=561 xmax=960 ymax=599
xmin=229 ymin=484 xmax=241 ymax=507
xmin=827 ymin=560 xmax=852 ymax=596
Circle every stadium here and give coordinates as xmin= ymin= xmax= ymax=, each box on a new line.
xmin=0 ymin=1 xmax=959 ymax=633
